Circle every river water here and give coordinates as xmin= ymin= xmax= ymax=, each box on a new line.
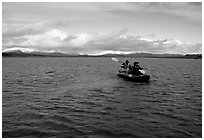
xmin=2 ymin=57 xmax=202 ymax=137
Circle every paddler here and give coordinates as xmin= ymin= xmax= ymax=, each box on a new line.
xmin=121 ymin=60 xmax=130 ymax=69
xmin=120 ymin=60 xmax=131 ymax=73
xmin=131 ymin=61 xmax=143 ymax=75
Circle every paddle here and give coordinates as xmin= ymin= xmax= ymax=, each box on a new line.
xmin=140 ymin=69 xmax=146 ymax=74
xmin=111 ymin=57 xmax=123 ymax=64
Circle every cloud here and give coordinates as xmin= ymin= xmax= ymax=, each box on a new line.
xmin=69 ymin=33 xmax=92 ymax=47
xmin=187 ymin=2 xmax=202 ymax=7
xmin=3 ymin=19 xmax=71 ymax=39
xmin=60 ymin=30 xmax=201 ymax=54
xmin=3 ymin=22 xmax=47 ymax=38
xmin=22 ymin=29 xmax=67 ymax=47
xmin=3 ymin=2 xmax=201 ymax=45
xmin=3 ymin=28 xmax=202 ymax=54
xmin=48 ymin=19 xmax=70 ymax=27
xmin=109 ymin=2 xmax=202 ymax=22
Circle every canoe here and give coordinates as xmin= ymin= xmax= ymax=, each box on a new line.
xmin=117 ymin=72 xmax=150 ymax=82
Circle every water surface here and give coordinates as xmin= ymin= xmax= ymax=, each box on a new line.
xmin=2 ymin=57 xmax=202 ymax=137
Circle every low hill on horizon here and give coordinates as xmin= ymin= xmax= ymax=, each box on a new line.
xmin=2 ymin=48 xmax=202 ymax=59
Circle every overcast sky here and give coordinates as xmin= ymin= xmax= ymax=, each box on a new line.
xmin=2 ymin=2 xmax=202 ymax=54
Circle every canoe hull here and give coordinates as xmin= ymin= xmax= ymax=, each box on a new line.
xmin=117 ymin=72 xmax=150 ymax=82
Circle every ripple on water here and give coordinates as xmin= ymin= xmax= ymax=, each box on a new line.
xmin=2 ymin=57 xmax=202 ymax=138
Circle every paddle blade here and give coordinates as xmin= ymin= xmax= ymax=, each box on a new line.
xmin=139 ymin=69 xmax=146 ymax=74
xmin=112 ymin=57 xmax=119 ymax=62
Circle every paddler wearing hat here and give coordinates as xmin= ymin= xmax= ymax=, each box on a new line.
xmin=129 ymin=61 xmax=143 ymax=75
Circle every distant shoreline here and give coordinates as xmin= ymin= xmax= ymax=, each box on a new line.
xmin=2 ymin=54 xmax=202 ymax=59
